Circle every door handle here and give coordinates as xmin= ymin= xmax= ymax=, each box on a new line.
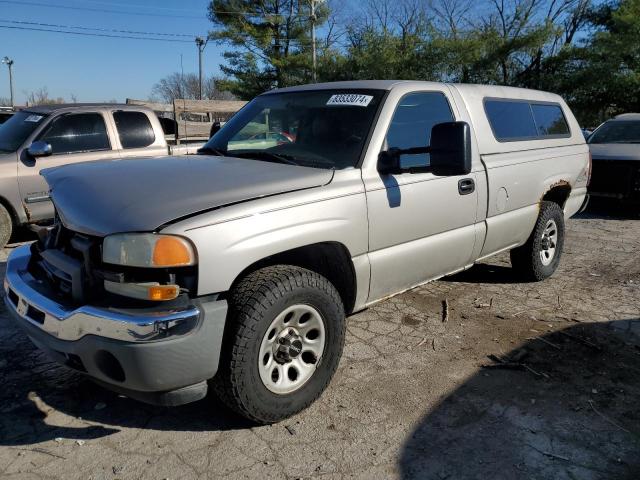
xmin=458 ymin=178 xmax=475 ymax=195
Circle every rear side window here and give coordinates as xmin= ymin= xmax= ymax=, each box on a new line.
xmin=40 ymin=113 xmax=110 ymax=154
xmin=113 ymin=111 xmax=155 ymax=149
xmin=531 ymin=104 xmax=569 ymax=136
xmin=485 ymin=100 xmax=537 ymax=140
xmin=386 ymin=92 xmax=455 ymax=168
xmin=485 ymin=99 xmax=570 ymax=142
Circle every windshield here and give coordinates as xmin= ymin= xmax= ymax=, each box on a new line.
xmin=0 ymin=111 xmax=47 ymax=152
xmin=588 ymin=120 xmax=640 ymax=144
xmin=201 ymin=90 xmax=385 ymax=169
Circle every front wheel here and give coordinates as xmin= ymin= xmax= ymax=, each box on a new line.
xmin=212 ymin=265 xmax=345 ymax=424
xmin=510 ymin=201 xmax=565 ymax=281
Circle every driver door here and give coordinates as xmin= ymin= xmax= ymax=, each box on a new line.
xmin=364 ymin=90 xmax=479 ymax=301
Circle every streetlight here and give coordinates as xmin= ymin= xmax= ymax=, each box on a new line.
xmin=309 ymin=0 xmax=325 ymax=83
xmin=1 ymin=56 xmax=14 ymax=108
xmin=195 ymin=37 xmax=208 ymax=100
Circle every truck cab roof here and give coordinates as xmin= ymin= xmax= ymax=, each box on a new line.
xmin=267 ymin=80 xmax=563 ymax=101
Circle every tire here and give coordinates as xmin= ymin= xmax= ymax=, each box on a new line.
xmin=0 ymin=204 xmax=13 ymax=249
xmin=212 ymin=265 xmax=345 ymax=424
xmin=510 ymin=201 xmax=565 ymax=281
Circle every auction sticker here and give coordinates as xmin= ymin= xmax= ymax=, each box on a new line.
xmin=24 ymin=115 xmax=43 ymax=123
xmin=326 ymin=94 xmax=373 ymax=107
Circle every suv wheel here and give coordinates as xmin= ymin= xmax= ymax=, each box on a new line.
xmin=213 ymin=265 xmax=345 ymax=424
xmin=510 ymin=201 xmax=565 ymax=281
xmin=0 ymin=204 xmax=13 ymax=249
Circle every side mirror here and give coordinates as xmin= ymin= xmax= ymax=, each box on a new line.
xmin=209 ymin=121 xmax=222 ymax=138
xmin=27 ymin=141 xmax=52 ymax=158
xmin=430 ymin=121 xmax=472 ymax=176
xmin=377 ymin=121 xmax=472 ymax=176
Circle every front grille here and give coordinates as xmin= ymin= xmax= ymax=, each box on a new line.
xmin=589 ymin=159 xmax=640 ymax=200
xmin=7 ymin=288 xmax=18 ymax=307
xmin=26 ymin=304 xmax=45 ymax=324
xmin=28 ymin=224 xmax=103 ymax=305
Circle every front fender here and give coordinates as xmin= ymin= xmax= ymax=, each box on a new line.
xmin=164 ymin=192 xmax=369 ymax=296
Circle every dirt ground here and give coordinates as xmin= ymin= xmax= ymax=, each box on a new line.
xmin=1 ymin=202 xmax=639 ymax=480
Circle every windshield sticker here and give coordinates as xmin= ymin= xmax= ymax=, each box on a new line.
xmin=24 ymin=115 xmax=43 ymax=123
xmin=326 ymin=94 xmax=373 ymax=107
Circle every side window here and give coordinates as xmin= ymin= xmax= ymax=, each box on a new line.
xmin=385 ymin=92 xmax=454 ymax=169
xmin=485 ymin=100 xmax=537 ymax=141
xmin=485 ymin=99 xmax=571 ymax=141
xmin=531 ymin=104 xmax=569 ymax=136
xmin=40 ymin=113 xmax=110 ymax=154
xmin=113 ymin=111 xmax=156 ymax=149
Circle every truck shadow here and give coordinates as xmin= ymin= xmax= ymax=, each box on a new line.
xmin=399 ymin=318 xmax=640 ymax=479
xmin=444 ymin=263 xmax=520 ymax=284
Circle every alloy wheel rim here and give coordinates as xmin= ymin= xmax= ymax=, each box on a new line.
xmin=258 ymin=304 xmax=326 ymax=394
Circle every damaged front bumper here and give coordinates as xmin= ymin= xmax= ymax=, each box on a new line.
xmin=4 ymin=244 xmax=228 ymax=406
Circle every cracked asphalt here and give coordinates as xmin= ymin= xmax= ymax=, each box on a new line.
xmin=1 ymin=203 xmax=639 ymax=479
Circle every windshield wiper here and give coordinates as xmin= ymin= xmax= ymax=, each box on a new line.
xmin=197 ymin=146 xmax=227 ymax=156
xmin=232 ymin=150 xmax=301 ymax=166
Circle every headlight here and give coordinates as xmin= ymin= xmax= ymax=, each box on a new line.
xmin=103 ymin=233 xmax=196 ymax=268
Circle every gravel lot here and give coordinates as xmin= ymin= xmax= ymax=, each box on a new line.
xmin=1 ymin=203 xmax=639 ymax=480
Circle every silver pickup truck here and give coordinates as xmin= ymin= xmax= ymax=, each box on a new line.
xmin=0 ymin=104 xmax=203 ymax=247
xmin=4 ymin=81 xmax=589 ymax=424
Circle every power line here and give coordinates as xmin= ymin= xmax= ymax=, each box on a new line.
xmin=0 ymin=19 xmax=194 ymax=37
xmin=0 ymin=24 xmax=195 ymax=42
xmin=0 ymin=0 xmax=204 ymax=19
xmin=0 ymin=19 xmax=328 ymax=47
xmin=0 ymin=0 xmax=301 ymax=19
xmin=65 ymin=0 xmax=203 ymax=14
xmin=0 ymin=21 xmax=322 ymax=46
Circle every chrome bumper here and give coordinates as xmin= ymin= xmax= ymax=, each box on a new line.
xmin=4 ymin=244 xmax=200 ymax=342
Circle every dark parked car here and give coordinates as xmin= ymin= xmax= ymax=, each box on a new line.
xmin=588 ymin=113 xmax=640 ymax=208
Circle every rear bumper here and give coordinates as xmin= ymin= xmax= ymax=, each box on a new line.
xmin=4 ymin=244 xmax=228 ymax=406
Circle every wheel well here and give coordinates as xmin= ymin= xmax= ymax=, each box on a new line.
xmin=231 ymin=242 xmax=357 ymax=314
xmin=542 ymin=183 xmax=571 ymax=208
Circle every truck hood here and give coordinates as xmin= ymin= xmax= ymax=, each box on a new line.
xmin=589 ymin=143 xmax=640 ymax=161
xmin=42 ymin=155 xmax=334 ymax=237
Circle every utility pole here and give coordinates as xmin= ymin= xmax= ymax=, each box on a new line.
xmin=2 ymin=56 xmax=14 ymax=108
xmin=195 ymin=37 xmax=207 ymax=100
xmin=310 ymin=0 xmax=317 ymax=83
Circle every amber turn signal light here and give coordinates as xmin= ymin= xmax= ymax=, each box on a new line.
xmin=148 ymin=284 xmax=179 ymax=301
xmin=152 ymin=236 xmax=194 ymax=267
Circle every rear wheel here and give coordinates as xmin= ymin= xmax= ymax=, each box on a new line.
xmin=0 ymin=204 xmax=13 ymax=249
xmin=510 ymin=201 xmax=565 ymax=281
xmin=212 ymin=265 xmax=345 ymax=424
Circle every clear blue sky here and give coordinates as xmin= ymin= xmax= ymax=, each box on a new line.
xmin=0 ymin=0 xmax=224 ymax=104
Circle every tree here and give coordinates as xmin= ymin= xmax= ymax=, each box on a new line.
xmin=542 ymin=0 xmax=640 ymax=125
xmin=0 ymin=97 xmax=10 ymax=107
xmin=207 ymin=0 xmax=330 ymax=98
xmin=151 ymin=72 xmax=235 ymax=103
xmin=318 ymin=0 xmax=440 ymax=81
xmin=25 ymin=87 xmax=65 ymax=106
